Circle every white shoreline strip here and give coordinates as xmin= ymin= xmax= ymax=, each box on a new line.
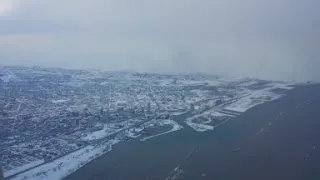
xmin=10 ymin=139 xmax=119 ymax=180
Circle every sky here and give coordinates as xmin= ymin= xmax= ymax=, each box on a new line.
xmin=0 ymin=0 xmax=319 ymax=81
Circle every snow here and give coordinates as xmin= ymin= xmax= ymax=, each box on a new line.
xmin=81 ymin=124 xmax=124 ymax=141
xmin=4 ymin=160 xmax=44 ymax=178
xmin=209 ymin=111 xmax=233 ymax=117
xmin=187 ymin=108 xmax=232 ymax=123
xmin=125 ymin=128 xmax=141 ymax=138
xmin=156 ymin=79 xmax=174 ymax=86
xmin=81 ymin=119 xmax=140 ymax=141
xmin=0 ymin=72 xmax=17 ymax=83
xmin=271 ymin=82 xmax=295 ymax=90
xmin=205 ymin=80 xmax=223 ymax=86
xmin=185 ymin=107 xmax=233 ymax=132
xmin=185 ymin=121 xmax=214 ymax=132
xmin=224 ymin=96 xmax=264 ymax=113
xmin=100 ymin=81 xmax=108 ymax=85
xmin=81 ymin=125 xmax=110 ymax=141
xmin=10 ymin=140 xmax=120 ymax=180
xmin=224 ymin=85 xmax=287 ymax=113
xmin=140 ymin=120 xmax=183 ymax=141
xmin=178 ymin=80 xmax=206 ymax=86
xmin=51 ymin=99 xmax=68 ymax=104
xmin=200 ymin=117 xmax=212 ymax=124
xmin=134 ymin=127 xmax=144 ymax=132
xmin=171 ymin=111 xmax=188 ymax=116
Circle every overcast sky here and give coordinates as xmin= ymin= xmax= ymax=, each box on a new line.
xmin=0 ymin=0 xmax=319 ymax=81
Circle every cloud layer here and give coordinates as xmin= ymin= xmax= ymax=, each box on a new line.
xmin=0 ymin=0 xmax=319 ymax=81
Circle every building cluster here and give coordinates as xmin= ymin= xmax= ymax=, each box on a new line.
xmin=0 ymin=66 xmax=295 ymax=177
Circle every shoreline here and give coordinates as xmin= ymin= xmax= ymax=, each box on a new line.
xmin=65 ymin=85 xmax=320 ymax=180
xmin=4 ymin=83 xmax=306 ymax=180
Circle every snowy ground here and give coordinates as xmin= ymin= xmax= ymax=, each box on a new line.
xmin=81 ymin=124 xmax=119 ymax=141
xmin=125 ymin=127 xmax=143 ymax=138
xmin=224 ymin=95 xmax=265 ymax=113
xmin=185 ymin=121 xmax=214 ymax=132
xmin=272 ymin=82 xmax=295 ymax=90
xmin=4 ymin=160 xmax=44 ymax=178
xmin=189 ymin=109 xmax=234 ymax=121
xmin=80 ymin=120 xmax=139 ymax=141
xmin=51 ymin=99 xmax=69 ymax=104
xmin=224 ymin=84 xmax=290 ymax=113
xmin=170 ymin=110 xmax=188 ymax=116
xmin=140 ymin=120 xmax=183 ymax=141
xmin=185 ymin=108 xmax=232 ymax=132
xmin=9 ymin=139 xmax=120 ymax=180
xmin=0 ymin=71 xmax=18 ymax=83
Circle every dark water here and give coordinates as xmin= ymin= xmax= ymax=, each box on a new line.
xmin=66 ymin=85 xmax=320 ymax=180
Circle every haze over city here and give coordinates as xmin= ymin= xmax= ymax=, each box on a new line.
xmin=0 ymin=0 xmax=319 ymax=81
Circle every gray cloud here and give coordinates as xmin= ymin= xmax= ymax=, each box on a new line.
xmin=0 ymin=0 xmax=319 ymax=81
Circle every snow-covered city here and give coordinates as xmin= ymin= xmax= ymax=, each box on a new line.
xmin=0 ymin=66 xmax=299 ymax=180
